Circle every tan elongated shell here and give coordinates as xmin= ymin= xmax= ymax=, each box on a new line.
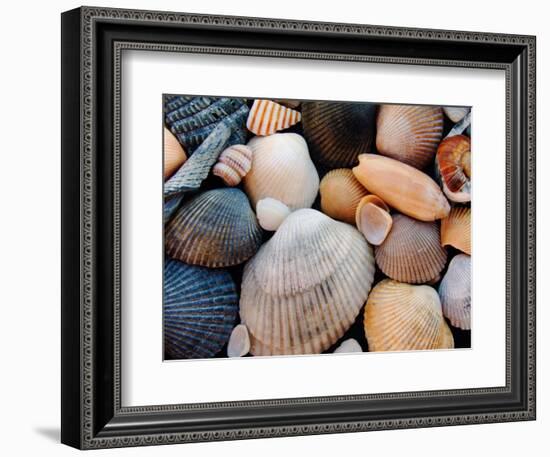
xmin=436 ymin=135 xmax=471 ymax=203
xmin=375 ymin=213 xmax=447 ymax=284
xmin=320 ymin=169 xmax=369 ymax=224
xmin=441 ymin=206 xmax=471 ymax=255
xmin=246 ymin=99 xmax=301 ymax=136
xmin=165 ymin=188 xmax=263 ymax=268
xmin=256 ymin=198 xmax=291 ymax=231
xmin=355 ymin=196 xmax=392 ymax=246
xmin=364 ymin=280 xmax=454 ymax=352
xmin=213 ymin=144 xmax=253 ymax=186
xmin=439 ymin=254 xmax=471 ymax=330
xmin=244 ymin=133 xmax=320 ymax=210
xmin=353 ymin=154 xmax=450 ymax=221
xmin=376 ymin=105 xmax=443 ymax=169
xmin=240 ymin=209 xmax=375 ymax=355
xmin=164 ymin=127 xmax=187 ymax=179
xmin=443 ymin=106 xmax=470 ymax=123
xmin=301 ymin=101 xmax=377 ymax=168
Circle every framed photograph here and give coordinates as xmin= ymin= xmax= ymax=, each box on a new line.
xmin=61 ymin=6 xmax=536 ymax=449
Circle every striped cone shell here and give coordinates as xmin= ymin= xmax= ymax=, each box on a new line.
xmin=443 ymin=106 xmax=470 ymax=123
xmin=164 ymin=127 xmax=187 ymax=179
xmin=246 ymin=99 xmax=301 ymax=136
xmin=353 ymin=154 xmax=450 ymax=221
xmin=240 ymin=209 xmax=375 ymax=355
xmin=441 ymin=206 xmax=471 ymax=255
xmin=244 ymin=133 xmax=319 ymax=210
xmin=163 ymin=259 xmax=238 ymax=359
xmin=364 ymin=279 xmax=454 ymax=352
xmin=213 ymin=144 xmax=253 ymax=186
xmin=302 ymin=101 xmax=377 ymax=168
xmin=165 ymin=188 xmax=263 ymax=268
xmin=355 ymin=196 xmax=392 ymax=246
xmin=320 ymin=169 xmax=369 ymax=224
xmin=436 ymin=135 xmax=471 ymax=203
xmin=376 ymin=104 xmax=444 ymax=169
xmin=439 ymin=254 xmax=471 ymax=330
xmin=375 ymin=213 xmax=447 ymax=284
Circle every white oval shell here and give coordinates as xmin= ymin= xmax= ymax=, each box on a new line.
xmin=227 ymin=324 xmax=251 ymax=357
xmin=443 ymin=106 xmax=470 ymax=123
xmin=244 ymin=133 xmax=320 ymax=210
xmin=240 ymin=209 xmax=375 ymax=355
xmin=256 ymin=198 xmax=291 ymax=231
xmin=439 ymin=254 xmax=471 ymax=330
xmin=334 ymin=338 xmax=363 ymax=354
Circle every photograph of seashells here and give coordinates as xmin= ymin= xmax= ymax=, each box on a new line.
xmin=163 ymin=96 xmax=472 ymax=360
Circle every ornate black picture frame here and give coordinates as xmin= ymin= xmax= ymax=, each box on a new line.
xmin=61 ymin=6 xmax=536 ymax=449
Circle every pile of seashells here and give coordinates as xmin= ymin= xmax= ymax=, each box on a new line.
xmin=163 ymin=95 xmax=472 ymax=359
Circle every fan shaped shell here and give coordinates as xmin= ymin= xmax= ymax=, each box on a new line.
xmin=301 ymin=101 xmax=377 ymax=168
xmin=439 ymin=254 xmax=471 ymax=330
xmin=165 ymin=188 xmax=263 ymax=267
xmin=376 ymin=105 xmax=443 ymax=169
xmin=441 ymin=206 xmax=471 ymax=255
xmin=213 ymin=144 xmax=253 ymax=186
xmin=353 ymin=154 xmax=450 ymax=221
xmin=364 ymin=279 xmax=454 ymax=351
xmin=164 ymin=127 xmax=187 ymax=179
xmin=436 ymin=135 xmax=471 ymax=203
xmin=164 ymin=259 xmax=238 ymax=359
xmin=320 ymin=169 xmax=369 ymax=224
xmin=244 ymin=133 xmax=320 ymax=210
xmin=375 ymin=213 xmax=447 ymax=284
xmin=240 ymin=209 xmax=375 ymax=355
xmin=246 ymin=99 xmax=301 ymax=136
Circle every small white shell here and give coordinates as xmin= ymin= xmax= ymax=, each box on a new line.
xmin=334 ymin=339 xmax=363 ymax=354
xmin=256 ymin=198 xmax=291 ymax=231
xmin=212 ymin=144 xmax=253 ymax=186
xmin=443 ymin=107 xmax=470 ymax=123
xmin=227 ymin=324 xmax=251 ymax=357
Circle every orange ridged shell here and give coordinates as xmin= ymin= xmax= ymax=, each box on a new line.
xmin=375 ymin=213 xmax=447 ymax=284
xmin=246 ymin=99 xmax=301 ymax=136
xmin=353 ymin=154 xmax=450 ymax=221
xmin=436 ymin=135 xmax=471 ymax=203
xmin=364 ymin=280 xmax=454 ymax=352
xmin=163 ymin=127 xmax=187 ymax=179
xmin=376 ymin=105 xmax=443 ymax=169
xmin=441 ymin=206 xmax=471 ymax=255
xmin=320 ymin=169 xmax=369 ymax=224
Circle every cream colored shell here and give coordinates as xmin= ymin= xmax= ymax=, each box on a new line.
xmin=164 ymin=127 xmax=187 ymax=179
xmin=212 ymin=144 xmax=253 ymax=186
xmin=439 ymin=254 xmax=471 ymax=330
xmin=441 ymin=206 xmax=471 ymax=255
xmin=244 ymin=133 xmax=320 ymax=210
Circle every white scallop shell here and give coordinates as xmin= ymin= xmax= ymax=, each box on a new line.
xmin=244 ymin=133 xmax=320 ymax=210
xmin=240 ymin=209 xmax=375 ymax=355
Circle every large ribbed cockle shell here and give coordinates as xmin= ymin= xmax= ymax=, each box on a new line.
xmin=212 ymin=144 xmax=253 ymax=186
xmin=364 ymin=279 xmax=454 ymax=352
xmin=301 ymin=101 xmax=377 ymax=168
xmin=436 ymin=135 xmax=471 ymax=203
xmin=165 ymin=188 xmax=263 ymax=268
xmin=376 ymin=104 xmax=444 ymax=169
xmin=163 ymin=259 xmax=238 ymax=359
xmin=375 ymin=213 xmax=447 ymax=284
xmin=319 ymin=169 xmax=369 ymax=224
xmin=441 ymin=206 xmax=471 ymax=255
xmin=244 ymin=133 xmax=320 ymax=210
xmin=246 ymin=99 xmax=301 ymax=136
xmin=164 ymin=127 xmax=187 ymax=179
xmin=353 ymin=154 xmax=450 ymax=221
xmin=240 ymin=209 xmax=375 ymax=356
xmin=439 ymin=254 xmax=471 ymax=330
xmin=164 ymin=96 xmax=249 ymax=153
